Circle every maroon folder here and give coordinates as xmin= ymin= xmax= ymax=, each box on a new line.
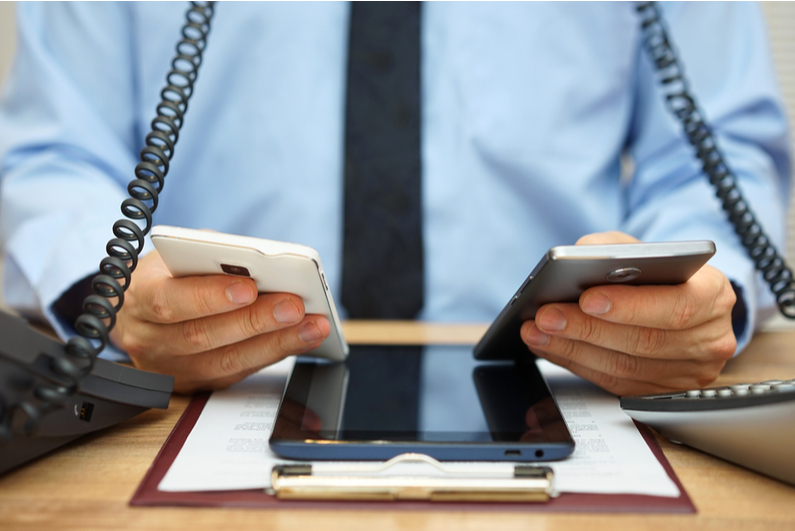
xmin=130 ymin=392 xmax=695 ymax=513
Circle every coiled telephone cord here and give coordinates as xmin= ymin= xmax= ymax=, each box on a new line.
xmin=636 ymin=1 xmax=795 ymax=319
xmin=5 ymin=2 xmax=215 ymax=437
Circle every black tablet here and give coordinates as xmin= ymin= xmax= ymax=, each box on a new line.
xmin=269 ymin=345 xmax=574 ymax=462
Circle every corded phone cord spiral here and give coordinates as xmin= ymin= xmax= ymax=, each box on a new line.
xmin=636 ymin=2 xmax=795 ymax=319
xmin=10 ymin=2 xmax=216 ymax=436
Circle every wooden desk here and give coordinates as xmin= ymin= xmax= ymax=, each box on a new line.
xmin=1 ymin=323 xmax=794 ymax=530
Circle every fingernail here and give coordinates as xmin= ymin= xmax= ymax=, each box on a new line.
xmin=226 ymin=281 xmax=255 ymax=305
xmin=274 ymin=299 xmax=301 ymax=324
xmin=524 ymin=323 xmax=551 ymax=346
xmin=299 ymin=322 xmax=323 ymax=343
xmin=582 ymin=293 xmax=611 ymax=315
xmin=537 ymin=306 xmax=567 ymax=331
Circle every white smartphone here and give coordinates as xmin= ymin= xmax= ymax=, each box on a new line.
xmin=150 ymin=225 xmax=349 ymax=362
xmin=473 ymin=240 xmax=716 ymax=360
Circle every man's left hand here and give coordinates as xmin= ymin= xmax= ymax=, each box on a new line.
xmin=521 ymin=231 xmax=738 ymax=396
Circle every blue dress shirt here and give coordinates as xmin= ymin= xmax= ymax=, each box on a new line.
xmin=0 ymin=1 xmax=790 ymax=358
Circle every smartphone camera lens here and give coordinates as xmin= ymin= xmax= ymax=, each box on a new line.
xmin=221 ymin=264 xmax=251 ymax=277
xmin=606 ymin=267 xmax=641 ymax=282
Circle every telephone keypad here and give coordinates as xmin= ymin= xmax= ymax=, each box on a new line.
xmin=667 ymin=379 xmax=795 ymax=401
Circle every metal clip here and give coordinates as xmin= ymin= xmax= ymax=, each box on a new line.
xmin=269 ymin=453 xmax=555 ymax=502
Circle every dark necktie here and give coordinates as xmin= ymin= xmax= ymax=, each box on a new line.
xmin=341 ymin=1 xmax=424 ymax=320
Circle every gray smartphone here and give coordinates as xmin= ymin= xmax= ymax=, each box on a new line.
xmin=473 ymin=240 xmax=716 ymax=360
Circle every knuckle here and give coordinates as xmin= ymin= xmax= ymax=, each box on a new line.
xmin=578 ymin=316 xmax=602 ymax=344
xmin=557 ymin=337 xmax=580 ymax=361
xmin=669 ymin=291 xmax=698 ymax=329
xmin=630 ymin=327 xmax=667 ymax=357
xmin=216 ymin=343 xmax=246 ymax=377
xmin=181 ymin=318 xmax=212 ymax=352
xmin=149 ymin=289 xmax=175 ymax=322
xmin=694 ymin=366 xmax=721 ymax=389
xmin=240 ymin=305 xmax=272 ymax=337
xmin=607 ymin=352 xmax=641 ymax=380
xmin=710 ymin=334 xmax=737 ymax=362
xmin=718 ymin=279 xmax=737 ymax=313
xmin=686 ymin=357 xmax=727 ymax=389
xmin=189 ymin=284 xmax=217 ymax=316
xmin=272 ymin=329 xmax=298 ymax=357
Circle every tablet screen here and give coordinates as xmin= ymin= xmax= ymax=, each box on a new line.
xmin=270 ymin=345 xmax=574 ymax=461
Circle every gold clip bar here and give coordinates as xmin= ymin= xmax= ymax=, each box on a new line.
xmin=268 ymin=453 xmax=555 ymax=502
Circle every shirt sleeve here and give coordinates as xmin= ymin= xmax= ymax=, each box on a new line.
xmin=0 ymin=2 xmax=142 ymax=352
xmin=622 ymin=1 xmax=792 ymax=352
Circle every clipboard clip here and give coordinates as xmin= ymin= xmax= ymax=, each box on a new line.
xmin=268 ymin=453 xmax=556 ymax=502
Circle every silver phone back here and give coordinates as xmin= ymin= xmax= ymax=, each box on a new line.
xmin=474 ymin=241 xmax=716 ymax=360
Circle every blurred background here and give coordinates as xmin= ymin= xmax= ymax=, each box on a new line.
xmin=0 ymin=2 xmax=793 ymax=329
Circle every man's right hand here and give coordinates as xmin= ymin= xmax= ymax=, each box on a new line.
xmin=109 ymin=251 xmax=331 ymax=394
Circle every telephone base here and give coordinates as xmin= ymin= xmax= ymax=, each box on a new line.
xmin=0 ymin=382 xmax=154 ymax=475
xmin=0 ymin=311 xmax=173 ymax=475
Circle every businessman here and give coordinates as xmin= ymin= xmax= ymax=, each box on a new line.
xmin=0 ymin=2 xmax=789 ymax=395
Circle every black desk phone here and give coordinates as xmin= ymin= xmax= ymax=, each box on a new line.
xmin=0 ymin=2 xmax=793 ymax=477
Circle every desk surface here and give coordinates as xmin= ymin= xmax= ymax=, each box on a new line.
xmin=1 ymin=322 xmax=794 ymax=530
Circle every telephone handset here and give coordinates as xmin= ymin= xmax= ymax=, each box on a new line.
xmin=0 ymin=1 xmax=793 ymax=476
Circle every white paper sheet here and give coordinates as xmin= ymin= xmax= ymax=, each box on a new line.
xmin=158 ymin=357 xmax=679 ymax=497
xmin=536 ymin=360 xmax=679 ymax=495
